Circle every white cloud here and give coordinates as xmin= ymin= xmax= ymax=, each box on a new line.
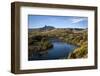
xmin=71 ymin=18 xmax=87 ymax=24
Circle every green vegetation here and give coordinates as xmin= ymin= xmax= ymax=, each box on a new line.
xmin=28 ymin=28 xmax=88 ymax=59
xmin=28 ymin=35 xmax=53 ymax=57
xmin=65 ymin=31 xmax=88 ymax=59
xmin=68 ymin=41 xmax=88 ymax=58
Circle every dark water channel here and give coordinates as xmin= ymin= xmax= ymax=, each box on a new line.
xmin=29 ymin=38 xmax=77 ymax=60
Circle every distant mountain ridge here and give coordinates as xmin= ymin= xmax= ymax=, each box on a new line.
xmin=28 ymin=25 xmax=87 ymax=32
xmin=40 ymin=25 xmax=55 ymax=30
xmin=28 ymin=25 xmax=55 ymax=32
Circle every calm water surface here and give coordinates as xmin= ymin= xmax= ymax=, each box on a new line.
xmin=29 ymin=39 xmax=77 ymax=60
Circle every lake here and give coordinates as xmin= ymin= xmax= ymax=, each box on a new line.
xmin=28 ymin=38 xmax=77 ymax=60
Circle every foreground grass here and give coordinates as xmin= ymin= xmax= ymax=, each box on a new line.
xmin=28 ymin=35 xmax=53 ymax=57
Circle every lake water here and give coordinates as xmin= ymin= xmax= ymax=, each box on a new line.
xmin=28 ymin=39 xmax=77 ymax=60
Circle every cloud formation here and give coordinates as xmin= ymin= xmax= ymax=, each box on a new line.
xmin=71 ymin=18 xmax=87 ymax=24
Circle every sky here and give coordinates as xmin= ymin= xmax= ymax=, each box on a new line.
xmin=28 ymin=15 xmax=88 ymax=29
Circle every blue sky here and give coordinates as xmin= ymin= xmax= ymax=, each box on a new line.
xmin=28 ymin=15 xmax=88 ymax=29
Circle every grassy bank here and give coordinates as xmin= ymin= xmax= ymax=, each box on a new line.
xmin=28 ymin=35 xmax=53 ymax=57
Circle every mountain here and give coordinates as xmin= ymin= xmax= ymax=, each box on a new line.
xmin=28 ymin=25 xmax=87 ymax=32
xmin=40 ymin=25 xmax=55 ymax=30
